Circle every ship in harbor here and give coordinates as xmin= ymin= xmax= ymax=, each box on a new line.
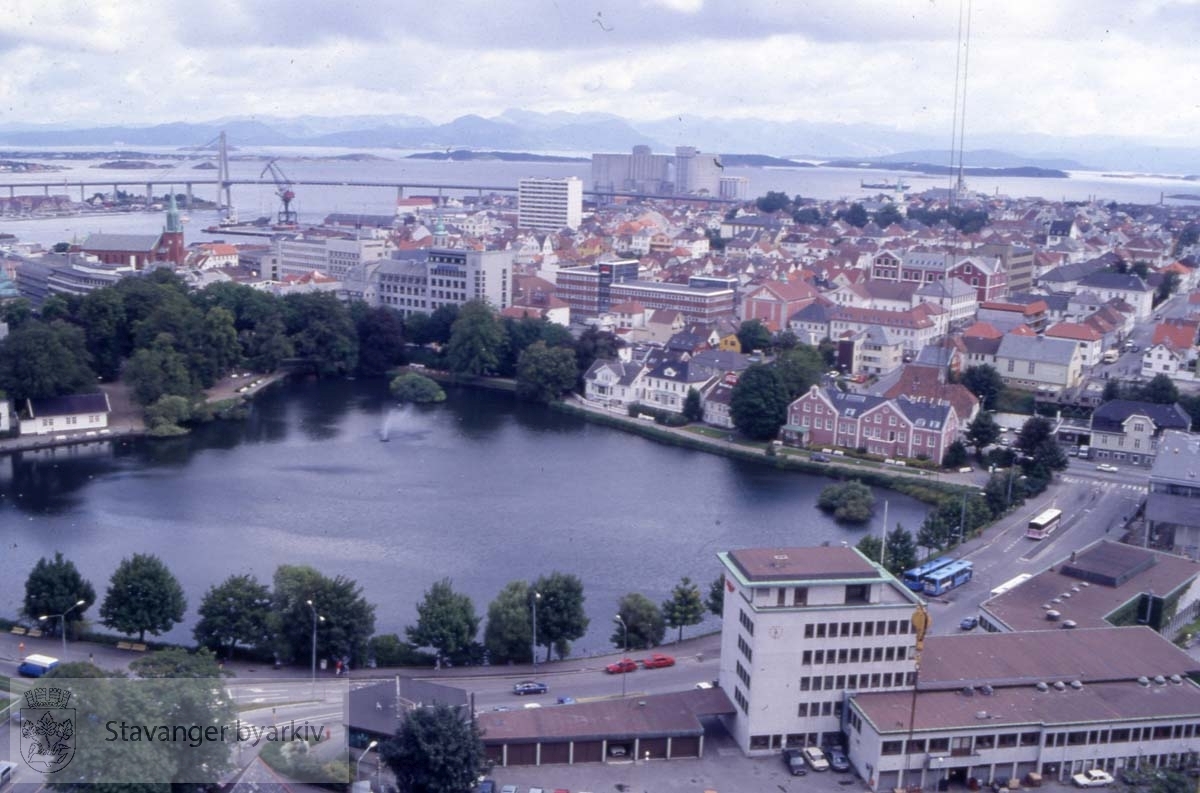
xmin=861 ymin=177 xmax=910 ymax=190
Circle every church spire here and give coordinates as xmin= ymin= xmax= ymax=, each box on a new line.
xmin=165 ymin=193 xmax=183 ymax=233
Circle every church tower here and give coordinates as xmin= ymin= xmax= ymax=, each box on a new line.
xmin=160 ymin=193 xmax=186 ymax=266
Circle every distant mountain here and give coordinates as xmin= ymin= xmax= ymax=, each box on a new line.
xmin=0 ymin=109 xmax=1195 ymax=174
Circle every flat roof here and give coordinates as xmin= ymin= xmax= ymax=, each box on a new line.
xmin=723 ymin=547 xmax=880 ymax=583
xmin=980 ymin=541 xmax=1198 ymax=631
xmin=1148 ymin=430 xmax=1200 ymax=486
xmin=477 ymin=688 xmax=734 ymax=743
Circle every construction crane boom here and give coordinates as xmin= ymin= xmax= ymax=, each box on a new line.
xmin=260 ymin=159 xmax=298 ymax=226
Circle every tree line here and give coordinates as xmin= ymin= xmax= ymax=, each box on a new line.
xmin=19 ymin=552 xmax=727 ymax=669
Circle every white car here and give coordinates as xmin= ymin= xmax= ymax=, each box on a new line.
xmin=802 ymin=746 xmax=830 ymax=771
xmin=1096 ymin=463 xmax=1119 ymax=473
xmin=1072 ymin=769 xmax=1114 ymax=787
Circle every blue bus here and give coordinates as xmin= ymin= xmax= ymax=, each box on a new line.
xmin=902 ymin=557 xmax=955 ymax=592
xmin=923 ymin=559 xmax=974 ymax=596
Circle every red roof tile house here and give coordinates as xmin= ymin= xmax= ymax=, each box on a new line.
xmin=1045 ymin=321 xmax=1105 ymax=366
xmin=1141 ymin=318 xmax=1199 ymax=377
xmin=740 ymin=279 xmax=820 ymax=332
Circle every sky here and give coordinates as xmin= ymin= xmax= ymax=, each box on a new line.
xmin=1 ymin=0 xmax=1198 ymax=144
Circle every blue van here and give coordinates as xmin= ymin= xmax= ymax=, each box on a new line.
xmin=17 ymin=654 xmax=59 ymax=677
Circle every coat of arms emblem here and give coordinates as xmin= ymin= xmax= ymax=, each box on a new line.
xmin=20 ymin=687 xmax=75 ymax=773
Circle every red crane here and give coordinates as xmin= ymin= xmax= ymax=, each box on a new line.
xmin=260 ymin=159 xmax=298 ymax=226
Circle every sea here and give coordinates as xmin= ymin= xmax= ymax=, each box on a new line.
xmin=1 ymin=144 xmax=1198 ymax=249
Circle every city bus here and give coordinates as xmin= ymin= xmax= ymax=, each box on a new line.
xmin=1026 ymin=507 xmax=1063 ymax=540
xmin=922 ymin=559 xmax=974 ymax=596
xmin=902 ymin=557 xmax=955 ymax=592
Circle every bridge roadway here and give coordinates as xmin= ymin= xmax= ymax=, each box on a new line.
xmin=0 ymin=177 xmax=737 ymax=206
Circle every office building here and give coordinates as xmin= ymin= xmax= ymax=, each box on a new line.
xmin=518 ymin=177 xmax=583 ymax=232
xmin=555 ymin=261 xmax=735 ymax=324
xmin=374 ymin=247 xmax=512 ymax=316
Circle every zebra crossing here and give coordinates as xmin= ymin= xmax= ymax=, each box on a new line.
xmin=1060 ymin=474 xmax=1145 ymax=491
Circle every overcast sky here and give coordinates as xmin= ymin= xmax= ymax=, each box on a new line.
xmin=1 ymin=0 xmax=1197 ymax=143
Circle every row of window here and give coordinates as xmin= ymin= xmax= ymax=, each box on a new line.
xmin=736 ymin=661 xmax=751 ymax=689
xmin=873 ymin=722 xmax=1200 ymax=756
xmin=801 ymin=644 xmax=913 ymax=666
xmin=796 ymin=700 xmax=843 ymax=718
xmin=800 ymin=670 xmax=915 ymax=691
xmin=1045 ymin=723 xmax=1198 ymax=746
xmin=805 ymin=618 xmax=912 ymax=639
xmin=737 ymin=635 xmax=752 ymax=663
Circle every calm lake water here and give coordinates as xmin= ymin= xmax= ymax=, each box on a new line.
xmin=0 ymin=379 xmax=930 ymax=655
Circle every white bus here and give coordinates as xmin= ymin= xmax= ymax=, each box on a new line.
xmin=1026 ymin=507 xmax=1063 ymax=540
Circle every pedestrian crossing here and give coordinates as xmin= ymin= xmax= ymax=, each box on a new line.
xmin=1060 ymin=474 xmax=1145 ymax=491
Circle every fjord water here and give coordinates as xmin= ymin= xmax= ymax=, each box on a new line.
xmin=0 ymin=379 xmax=930 ymax=655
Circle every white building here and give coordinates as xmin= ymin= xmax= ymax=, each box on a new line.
xmin=716 ymin=546 xmax=922 ymax=756
xmin=20 ymin=393 xmax=110 ymax=436
xmin=518 ymin=177 xmax=583 ymax=232
xmin=273 ymin=234 xmax=391 ymax=281
xmin=373 ymin=247 xmax=512 ymax=316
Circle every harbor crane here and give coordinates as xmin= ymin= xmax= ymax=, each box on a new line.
xmin=260 ymin=159 xmax=298 ymax=226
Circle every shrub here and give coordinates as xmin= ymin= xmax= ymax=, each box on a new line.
xmin=817 ymin=480 xmax=876 ymax=524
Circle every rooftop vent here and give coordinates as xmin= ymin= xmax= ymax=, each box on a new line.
xmin=1170 ymin=674 xmax=1184 ymax=685
xmin=1051 ymin=597 xmax=1062 ymax=604
xmin=1061 ymin=592 xmax=1072 ymax=599
xmin=1137 ymin=676 xmax=1151 ymax=687
xmin=1046 ymin=610 xmax=1061 ymax=621
xmin=1035 ymin=682 xmax=1049 ymax=692
xmin=1062 ymin=620 xmax=1077 ymax=629
xmin=1053 ymin=681 xmax=1067 ymax=691
xmin=1153 ymin=675 xmax=1167 ymax=686
xmin=1071 ymin=586 xmax=1081 ymax=593
xmin=773 ymin=554 xmax=789 ymax=561
xmin=961 ymin=686 xmax=975 ymax=697
xmin=975 ymin=710 xmax=990 ymax=720
xmin=1070 ymin=680 xmax=1083 ymax=690
xmin=1080 ymin=581 xmax=1091 ymax=587
xmin=980 ymin=684 xmax=994 ymax=696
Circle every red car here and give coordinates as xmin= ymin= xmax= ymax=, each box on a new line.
xmin=605 ymin=658 xmax=637 ymax=674
xmin=641 ymin=653 xmax=676 ymax=669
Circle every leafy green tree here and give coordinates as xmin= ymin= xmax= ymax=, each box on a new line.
xmin=483 ymin=580 xmax=533 ymax=665
xmin=532 ymin=572 xmax=589 ymax=662
xmin=792 ymin=206 xmax=823 ymax=225
xmin=1140 ymin=373 xmax=1180 ymax=404
xmin=874 ymin=203 xmax=904 ymax=227
xmin=23 ymin=552 xmax=96 ymax=637
xmin=774 ymin=344 xmax=825 ymax=399
xmin=406 ymin=578 xmax=481 ymax=667
xmin=515 ymin=341 xmax=577 ymax=403
xmin=983 ymin=471 xmax=1018 ymax=515
xmin=1148 ymin=770 xmax=1191 ymax=793
xmin=38 ymin=293 xmax=75 ymax=323
xmin=0 ymin=320 xmax=97 ymax=403
xmin=198 ymin=305 xmax=242 ymax=385
xmin=662 ymin=576 xmax=705 ymax=643
xmin=706 ymin=575 xmax=725 ymax=616
xmin=390 ymin=372 xmax=446 ymax=403
xmin=424 ymin=304 xmax=461 ymax=345
xmin=1155 ymin=271 xmax=1181 ymax=305
xmin=445 ymin=300 xmax=505 ymax=376
xmin=1016 ymin=415 xmax=1067 ymax=474
xmin=857 ymin=534 xmax=884 ymax=565
xmin=125 ymin=333 xmax=195 ymax=404
xmin=736 ymin=319 xmax=772 ymax=353
xmin=1101 ymin=378 xmax=1124 ymax=402
xmin=78 ymin=288 xmax=127 ymax=381
xmin=884 ymin=525 xmax=919 ymax=575
xmin=1 ymin=298 xmax=32 ymax=330
xmin=193 ymin=574 xmax=273 ymax=659
xmin=775 ymin=329 xmax=800 ymax=350
xmin=380 ymin=702 xmax=486 ymax=793
xmin=730 ymin=364 xmax=789 ymax=440
xmin=755 ymin=191 xmax=792 ymax=214
xmin=356 ymin=305 xmax=407 ymax=376
xmin=245 ymin=314 xmax=294 ymax=372
xmin=942 ymin=439 xmax=969 ymax=468
xmin=817 ymin=480 xmax=876 ymax=524
xmin=965 ymin=411 xmax=1002 ymax=457
xmin=817 ymin=337 xmax=837 ymax=367
xmin=281 ymin=292 xmax=358 ymax=376
xmin=683 ymin=387 xmax=703 ymax=422
xmin=613 ymin=593 xmax=665 ymax=651
xmin=271 ymin=564 xmax=377 ymax=667
xmin=836 ymin=202 xmax=869 ymax=228
xmin=99 ymin=553 xmax=187 ymax=642
xmin=499 ymin=315 xmax=546 ymax=376
xmin=572 ymin=326 xmax=619 ymax=385
xmin=961 ymin=365 xmax=1004 ymax=410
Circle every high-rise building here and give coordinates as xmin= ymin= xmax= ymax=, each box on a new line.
xmin=518 ymin=177 xmax=583 ymax=232
xmin=591 ymin=145 xmax=673 ymax=196
xmin=674 ymin=146 xmax=723 ymax=196
xmin=373 ymin=247 xmax=512 ymax=316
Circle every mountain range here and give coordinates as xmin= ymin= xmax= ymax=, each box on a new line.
xmin=0 ymin=110 xmax=1194 ymax=175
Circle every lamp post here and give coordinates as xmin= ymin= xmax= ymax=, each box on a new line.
xmin=531 ymin=591 xmax=541 ymax=673
xmin=39 ymin=599 xmax=86 ymax=659
xmin=614 ymin=615 xmax=628 ymax=698
xmin=356 ymin=739 xmax=378 ymax=784
xmin=305 ymin=599 xmax=324 ymax=685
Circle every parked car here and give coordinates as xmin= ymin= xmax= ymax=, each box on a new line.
xmin=476 ymin=781 xmax=495 ymax=793
xmin=802 ymin=746 xmax=830 ymax=771
xmin=811 ymin=453 xmax=831 ymax=462
xmin=827 ymin=747 xmax=851 ymax=772
xmin=500 ymin=786 xmax=518 ymax=793
xmin=512 ymin=681 xmax=548 ymax=695
xmin=1072 ymin=769 xmax=1114 ymax=787
xmin=605 ymin=658 xmax=637 ymax=674
xmin=781 ymin=748 xmax=808 ymax=776
xmin=556 ymin=696 xmax=576 ymax=705
xmin=641 ymin=653 xmax=675 ymax=669
xmin=1096 ymin=463 xmax=1119 ymax=473
xmin=695 ymin=681 xmax=714 ymax=690
xmin=960 ymin=616 xmax=979 ymax=631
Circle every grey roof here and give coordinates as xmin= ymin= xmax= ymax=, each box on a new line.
xmin=822 ymin=387 xmax=887 ymax=417
xmin=915 ymin=277 xmax=975 ymax=298
xmin=348 ymin=678 xmax=468 ymax=737
xmin=789 ymin=301 xmax=838 ymax=324
xmin=1077 ymin=271 xmax=1152 ymax=292
xmin=895 ymin=396 xmax=953 ymax=428
xmin=81 ymin=233 xmax=162 ymax=252
xmin=1038 ymin=258 xmax=1106 ymax=284
xmin=1007 ymin=291 xmax=1070 ymax=312
xmin=1091 ymin=400 xmax=1191 ymax=434
xmin=687 ymin=349 xmax=751 ymax=378
xmin=646 ymin=359 xmax=712 ymax=384
xmin=914 ymin=346 xmax=954 ymax=367
xmin=1149 ymin=430 xmax=1200 ymax=486
xmin=859 ymin=324 xmax=902 ymax=346
xmin=995 ymin=333 xmax=1078 ymax=365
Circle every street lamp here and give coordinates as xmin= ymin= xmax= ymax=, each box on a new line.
xmin=356 ymin=739 xmax=378 ymax=784
xmin=39 ymin=599 xmax=86 ymax=659
xmin=306 ymin=599 xmax=324 ymax=684
xmin=614 ymin=615 xmax=629 ymax=698
xmin=531 ymin=591 xmax=541 ymax=673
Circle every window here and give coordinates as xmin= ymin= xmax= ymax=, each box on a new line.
xmin=882 ymin=741 xmax=903 ymax=755
xmin=740 ymin=610 xmax=755 ymax=635
xmin=929 ymin=737 xmax=950 ymax=753
xmin=794 ymin=587 xmax=808 ymax=606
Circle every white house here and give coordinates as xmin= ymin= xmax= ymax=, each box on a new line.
xmin=20 ymin=393 xmax=111 ymax=436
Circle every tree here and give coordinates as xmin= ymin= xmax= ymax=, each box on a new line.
xmin=283 ymin=292 xmax=359 ymax=376
xmin=662 ymin=576 xmax=705 ymax=643
xmin=942 ymin=439 xmax=969 ymax=468
xmin=446 ymin=300 xmax=505 ymax=376
xmin=774 ymin=345 xmax=825 ymax=399
xmin=965 ymin=411 xmax=1002 ymax=457
xmin=1101 ymin=378 xmax=1124 ymax=402
xmin=380 ymin=702 xmax=486 ymax=793
xmin=836 ymin=202 xmax=870 ymax=228
xmin=884 ymin=525 xmax=919 ymax=575
xmin=99 ymin=553 xmax=186 ymax=642
xmin=1155 ymin=271 xmax=1181 ymax=305
xmin=613 ymin=593 xmax=665 ymax=650
xmin=730 ymin=364 xmax=789 ymax=440
xmin=0 ymin=320 xmax=97 ymax=403
xmin=683 ymin=387 xmax=703 ymax=422
xmin=736 ymin=319 xmax=772 ymax=353
xmin=961 ymin=365 xmax=1004 ymax=410
xmin=390 ymin=372 xmax=446 ymax=403
xmin=356 ymin=305 xmax=407 ymax=376
xmin=271 ymin=564 xmax=377 ymax=667
xmin=144 ymin=394 xmax=192 ymax=436
xmin=515 ymin=341 xmax=577 ymax=403
xmin=197 ymin=306 xmax=242 ymax=385
xmin=193 ymin=574 xmax=273 ymax=659
xmin=817 ymin=481 xmax=876 ymax=524
xmin=532 ymin=572 xmax=589 ymax=662
xmin=1140 ymin=373 xmax=1180 ymax=404
xmin=406 ymin=578 xmax=481 ymax=667
xmin=125 ymin=333 xmax=194 ymax=404
xmin=857 ymin=534 xmax=884 ymax=566
xmin=78 ymin=288 xmax=127 ymax=381
xmin=572 ymin=326 xmax=618 ymax=385
xmin=23 ymin=552 xmax=96 ymax=637
xmin=245 ymin=314 xmax=294 ymax=372
xmin=483 ymin=580 xmax=533 ymax=665
xmin=706 ymin=575 xmax=725 ymax=616
xmin=874 ymin=203 xmax=904 ymax=228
